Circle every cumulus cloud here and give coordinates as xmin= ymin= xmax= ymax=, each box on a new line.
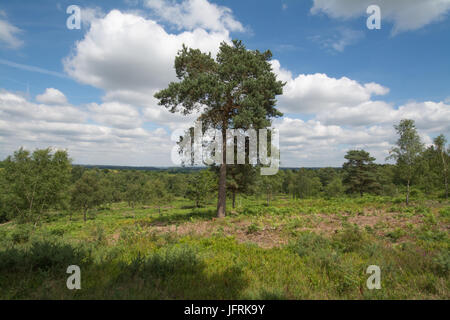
xmin=0 ymin=89 xmax=172 ymax=166
xmin=0 ymin=15 xmax=23 ymax=49
xmin=268 ymin=59 xmax=450 ymax=166
xmin=36 ymin=88 xmax=68 ymax=105
xmin=88 ymin=102 xmax=143 ymax=130
xmin=271 ymin=59 xmax=389 ymax=114
xmin=1 ymin=90 xmax=84 ymax=123
xmin=63 ymin=8 xmax=231 ymax=129
xmin=64 ymin=10 xmax=229 ymax=92
xmin=311 ymin=0 xmax=450 ymax=34
xmin=275 ymin=117 xmax=396 ymax=167
xmin=145 ymin=0 xmax=245 ymax=32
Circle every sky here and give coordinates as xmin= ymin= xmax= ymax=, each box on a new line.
xmin=0 ymin=0 xmax=449 ymax=167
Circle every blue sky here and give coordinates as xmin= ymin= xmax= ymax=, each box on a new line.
xmin=0 ymin=0 xmax=449 ymax=167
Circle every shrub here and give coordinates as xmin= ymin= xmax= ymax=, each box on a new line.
xmin=333 ymin=225 xmax=368 ymax=253
xmin=386 ymin=228 xmax=406 ymax=242
xmin=292 ymin=232 xmax=331 ymax=258
xmin=439 ymin=206 xmax=450 ymax=218
xmin=120 ymin=245 xmax=202 ymax=279
xmin=247 ymin=223 xmax=261 ymax=234
xmin=0 ymin=240 xmax=92 ymax=272
xmin=433 ymin=251 xmax=450 ymax=276
xmin=10 ymin=224 xmax=33 ymax=244
xmin=415 ymin=206 xmax=431 ymax=215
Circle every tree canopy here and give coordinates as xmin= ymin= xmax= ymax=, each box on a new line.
xmin=343 ymin=150 xmax=380 ymax=196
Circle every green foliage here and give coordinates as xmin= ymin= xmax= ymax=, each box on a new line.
xmin=343 ymin=150 xmax=380 ymax=196
xmin=386 ymin=228 xmax=406 ymax=242
xmin=138 ymin=245 xmax=200 ymax=278
xmin=0 ymin=240 xmax=91 ymax=273
xmin=10 ymin=224 xmax=33 ymax=244
xmin=185 ymin=170 xmax=216 ymax=208
xmin=0 ymin=147 xmax=72 ymax=223
xmin=324 ymin=177 xmax=345 ymax=198
xmin=292 ymin=232 xmax=331 ymax=258
xmin=247 ymin=222 xmax=261 ymax=234
xmin=71 ymin=170 xmax=106 ymax=221
xmin=439 ymin=206 xmax=450 ymax=218
xmin=388 ymin=119 xmax=424 ymax=204
xmin=433 ymin=251 xmax=450 ymax=276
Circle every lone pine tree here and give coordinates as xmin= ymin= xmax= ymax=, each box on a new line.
xmin=343 ymin=150 xmax=380 ymax=196
xmin=155 ymin=40 xmax=284 ymax=217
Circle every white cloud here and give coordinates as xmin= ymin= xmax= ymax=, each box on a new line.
xmin=64 ymin=10 xmax=229 ymax=92
xmin=268 ymin=58 xmax=450 ymax=166
xmin=311 ymin=27 xmax=364 ymax=52
xmin=275 ymin=117 xmax=396 ymax=167
xmin=0 ymin=16 xmax=23 ymax=49
xmin=0 ymin=90 xmax=84 ymax=123
xmin=63 ymin=8 xmax=231 ymax=129
xmin=145 ymin=0 xmax=245 ymax=32
xmin=36 ymin=88 xmax=68 ymax=105
xmin=80 ymin=7 xmax=105 ymax=28
xmin=88 ymin=102 xmax=143 ymax=130
xmin=396 ymin=101 xmax=450 ymax=132
xmin=271 ymin=59 xmax=389 ymax=114
xmin=311 ymin=0 xmax=450 ymax=34
xmin=0 ymin=89 xmax=172 ymax=166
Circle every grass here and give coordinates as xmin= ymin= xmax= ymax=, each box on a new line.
xmin=0 ymin=196 xmax=448 ymax=299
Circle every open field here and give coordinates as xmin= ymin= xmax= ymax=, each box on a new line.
xmin=1 ymin=196 xmax=448 ymax=300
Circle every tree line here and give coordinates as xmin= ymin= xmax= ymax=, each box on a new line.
xmin=0 ymin=118 xmax=447 ymax=224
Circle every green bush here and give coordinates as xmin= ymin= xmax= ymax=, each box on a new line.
xmin=247 ymin=223 xmax=261 ymax=234
xmin=0 ymin=240 xmax=92 ymax=272
xmin=292 ymin=232 xmax=331 ymax=257
xmin=10 ymin=224 xmax=33 ymax=244
xmin=333 ymin=225 xmax=368 ymax=253
xmin=439 ymin=206 xmax=450 ymax=218
xmin=120 ymin=245 xmax=202 ymax=279
xmin=433 ymin=251 xmax=450 ymax=276
xmin=386 ymin=228 xmax=406 ymax=242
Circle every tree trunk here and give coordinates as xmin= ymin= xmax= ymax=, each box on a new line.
xmin=217 ymin=124 xmax=227 ymax=218
xmin=83 ymin=208 xmax=87 ymax=222
xmin=441 ymin=151 xmax=448 ymax=199
xmin=232 ymin=190 xmax=236 ymax=209
xmin=406 ymin=180 xmax=410 ymax=206
xmin=445 ymin=175 xmax=448 ymax=200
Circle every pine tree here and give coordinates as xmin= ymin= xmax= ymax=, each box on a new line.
xmin=155 ymin=40 xmax=284 ymax=217
xmin=343 ymin=150 xmax=380 ymax=196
